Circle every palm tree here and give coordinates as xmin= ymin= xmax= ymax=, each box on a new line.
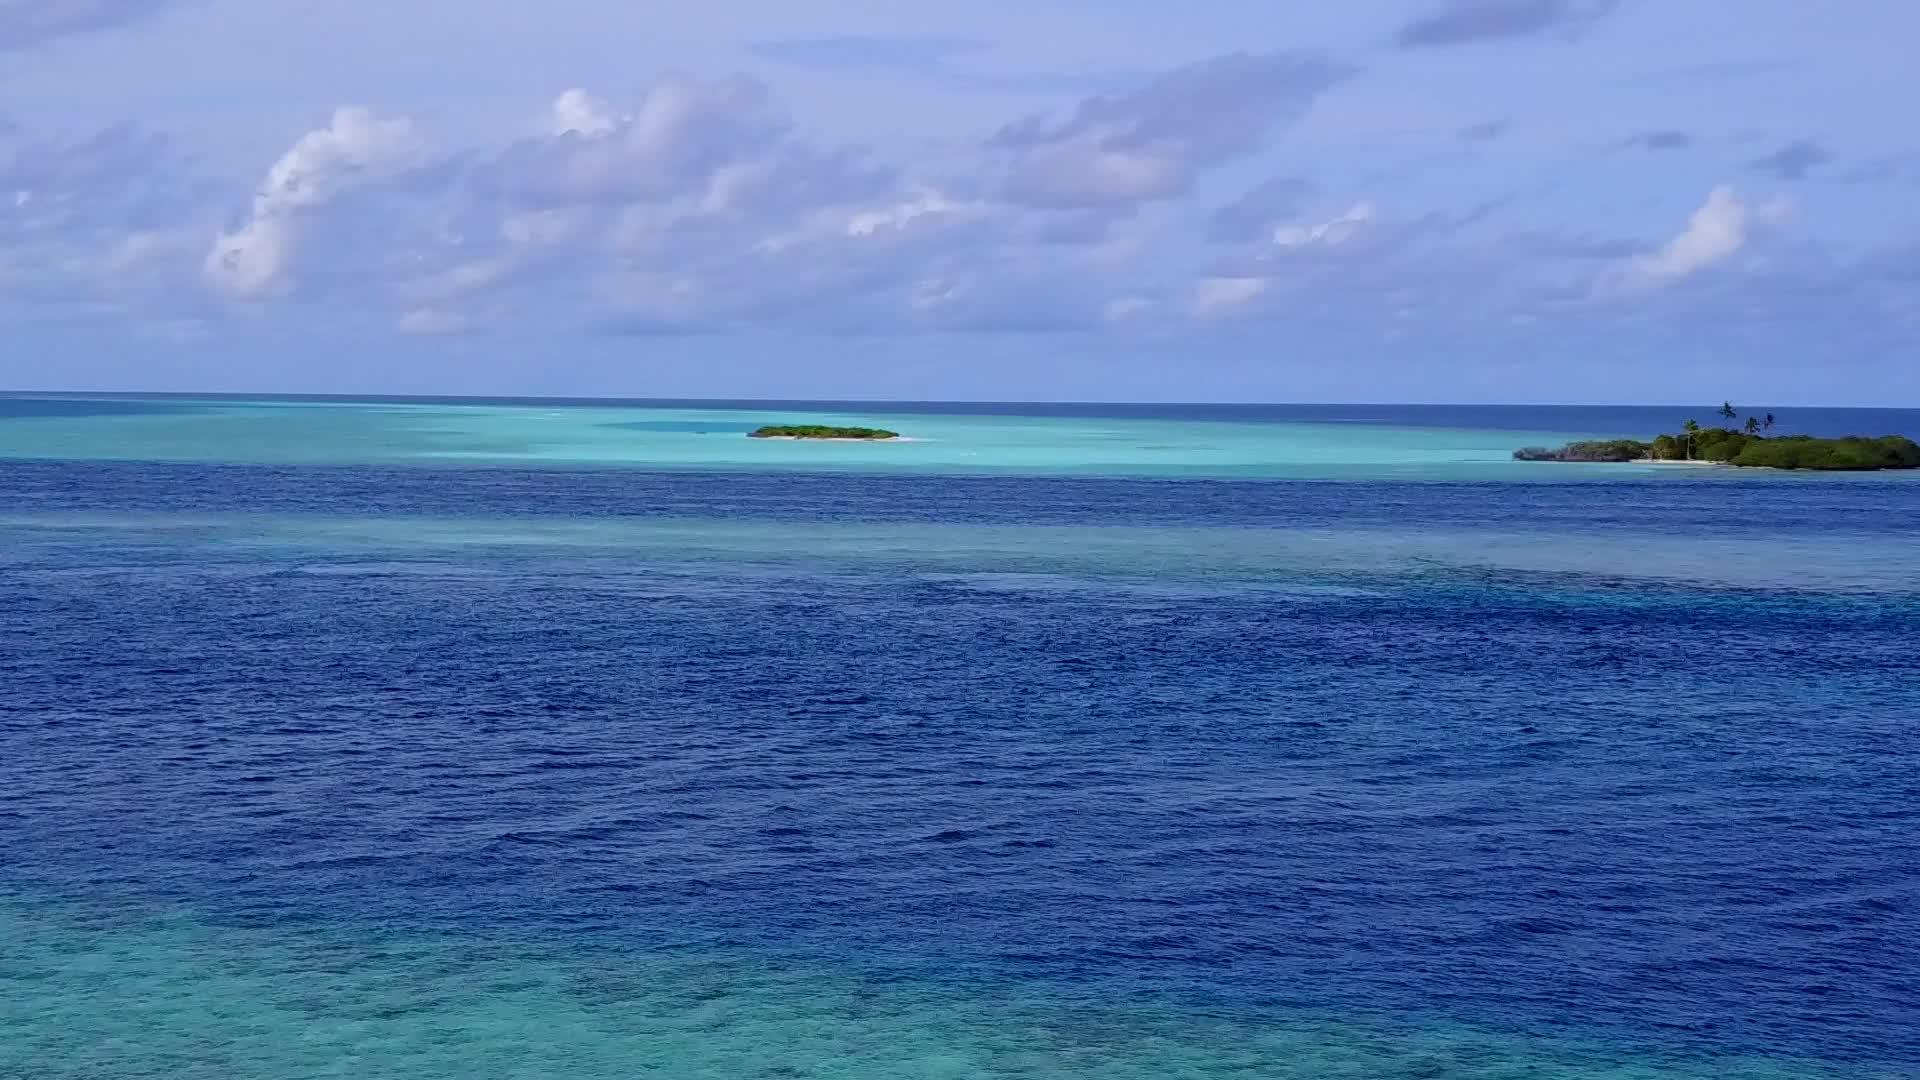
xmin=1683 ymin=418 xmax=1701 ymax=460
xmin=1719 ymin=401 xmax=1738 ymax=424
xmin=1763 ymin=412 xmax=1776 ymax=432
xmin=1744 ymin=416 xmax=1760 ymax=435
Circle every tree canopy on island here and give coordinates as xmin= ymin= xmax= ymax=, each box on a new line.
xmin=1516 ymin=407 xmax=1920 ymax=470
xmin=749 ymin=425 xmax=900 ymax=440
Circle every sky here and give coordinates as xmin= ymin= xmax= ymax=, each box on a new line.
xmin=0 ymin=0 xmax=1915 ymax=404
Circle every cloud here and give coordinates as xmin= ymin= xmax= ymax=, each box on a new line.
xmin=1 ymin=123 xmax=199 ymax=223
xmin=0 ymin=0 xmax=175 ymax=52
xmin=12 ymin=53 xmax=1854 ymax=354
xmin=1394 ymin=0 xmax=1620 ymax=49
xmin=432 ymin=80 xmax=903 ymax=319
xmin=1621 ymin=129 xmax=1693 ymax=152
xmin=1273 ymin=203 xmax=1375 ymax=248
xmin=0 ymin=122 xmax=215 ymax=320
xmin=1207 ymin=177 xmax=1315 ymax=243
xmin=326 ymin=78 xmax=967 ymax=333
xmin=461 ymin=80 xmax=900 ymax=279
xmin=3 ymin=39 xmax=1915 ymax=384
xmin=991 ymin=52 xmax=1349 ymax=209
xmin=483 ymin=77 xmax=798 ymax=206
xmin=20 ymin=57 xmax=1359 ymax=337
xmin=1748 ymin=139 xmax=1831 ymax=181
xmin=548 ymin=89 xmax=617 ymax=138
xmin=205 ymin=107 xmax=425 ymax=298
xmin=1177 ymin=190 xmax=1614 ymax=344
xmin=1192 ymin=276 xmax=1269 ymax=317
xmin=164 ymin=61 xmax=1521 ymax=341
xmin=844 ymin=189 xmax=985 ymax=237
xmin=1628 ymin=186 xmax=1754 ymax=283
xmin=1178 ymin=200 xmax=1508 ymax=331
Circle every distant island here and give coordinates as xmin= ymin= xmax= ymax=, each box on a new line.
xmin=1516 ymin=404 xmax=1920 ymax=471
xmin=749 ymin=424 xmax=900 ymax=441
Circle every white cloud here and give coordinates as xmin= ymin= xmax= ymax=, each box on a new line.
xmin=205 ymin=107 xmax=424 ymax=298
xmin=549 ymin=89 xmax=616 ymax=138
xmin=5 ymin=51 xmax=1910 ymax=363
xmin=252 ymin=107 xmax=422 ymax=215
xmin=1631 ymin=186 xmax=1749 ymax=283
xmin=845 ymin=189 xmax=979 ymax=237
xmin=26 ymin=59 xmax=1357 ymax=334
xmin=391 ymin=78 xmax=923 ymax=326
xmin=168 ymin=61 xmax=1381 ymax=335
xmin=491 ymin=77 xmax=789 ymax=206
xmin=1273 ymin=202 xmax=1375 ymax=248
xmin=1193 ymin=275 xmax=1269 ymax=316
xmin=204 ymin=217 xmax=294 ymax=297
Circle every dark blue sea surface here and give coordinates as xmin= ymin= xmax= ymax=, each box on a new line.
xmin=2 ymin=416 xmax=1918 ymax=1077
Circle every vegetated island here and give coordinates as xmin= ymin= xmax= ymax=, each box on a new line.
xmin=1515 ymin=403 xmax=1920 ymax=471
xmin=748 ymin=424 xmax=901 ymax=441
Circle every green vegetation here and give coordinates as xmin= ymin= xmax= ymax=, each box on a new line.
xmin=748 ymin=424 xmax=900 ymax=440
xmin=1725 ymin=434 xmax=1920 ymax=470
xmin=1513 ymin=439 xmax=1651 ymax=462
xmin=1516 ymin=409 xmax=1920 ymax=472
xmin=1669 ymin=426 xmax=1920 ymax=469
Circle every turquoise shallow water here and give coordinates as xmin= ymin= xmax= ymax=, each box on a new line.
xmin=10 ymin=394 xmax=1913 ymax=478
xmin=0 ymin=398 xmax=1574 ymax=475
xmin=3 ymin=396 xmax=1917 ymax=1078
xmin=4 ymin=896 xmax=1890 ymax=1080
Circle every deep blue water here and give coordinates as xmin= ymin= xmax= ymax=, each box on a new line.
xmin=2 ymin=410 xmax=1918 ymax=1078
xmin=0 ymin=397 xmax=211 ymax=419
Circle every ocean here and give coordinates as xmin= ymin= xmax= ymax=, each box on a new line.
xmin=2 ymin=394 xmax=1917 ymax=1079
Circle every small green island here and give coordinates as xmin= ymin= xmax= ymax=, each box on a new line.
xmin=748 ymin=424 xmax=901 ymax=441
xmin=1516 ymin=404 xmax=1920 ymax=471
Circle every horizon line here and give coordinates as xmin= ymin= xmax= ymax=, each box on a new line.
xmin=4 ymin=389 xmax=1910 ymax=411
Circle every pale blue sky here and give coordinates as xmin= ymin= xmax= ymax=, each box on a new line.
xmin=1 ymin=1 xmax=1914 ymax=403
